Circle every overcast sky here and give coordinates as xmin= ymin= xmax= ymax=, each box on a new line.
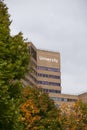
xmin=4 ymin=0 xmax=87 ymax=94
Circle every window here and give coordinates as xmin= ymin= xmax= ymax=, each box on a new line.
xmin=64 ymin=98 xmax=67 ymax=102
xmin=28 ymin=73 xmax=37 ymax=83
xmin=42 ymin=88 xmax=61 ymax=93
xmin=38 ymin=80 xmax=61 ymax=86
xmin=50 ymin=97 xmax=77 ymax=102
xmin=50 ymin=97 xmax=62 ymax=101
xmin=37 ymin=66 xmax=60 ymax=72
xmin=67 ymin=99 xmax=77 ymax=102
xmin=37 ymin=73 xmax=60 ymax=79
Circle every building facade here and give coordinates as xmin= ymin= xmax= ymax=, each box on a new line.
xmin=78 ymin=92 xmax=87 ymax=103
xmin=23 ymin=42 xmax=86 ymax=106
xmin=23 ymin=43 xmax=37 ymax=87
xmin=37 ymin=48 xmax=61 ymax=94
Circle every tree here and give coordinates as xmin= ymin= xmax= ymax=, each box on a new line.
xmin=0 ymin=0 xmax=30 ymax=129
xmin=0 ymin=0 xmax=10 ymax=42
xmin=20 ymin=98 xmax=40 ymax=130
xmin=59 ymin=101 xmax=87 ymax=130
xmin=20 ymin=87 xmax=61 ymax=130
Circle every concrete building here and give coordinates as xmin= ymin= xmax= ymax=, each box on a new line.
xmin=23 ymin=43 xmax=37 ymax=87
xmin=23 ymin=42 xmax=86 ymax=106
xmin=37 ymin=48 xmax=61 ymax=94
xmin=78 ymin=92 xmax=87 ymax=103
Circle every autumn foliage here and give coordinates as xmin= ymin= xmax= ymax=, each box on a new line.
xmin=20 ymin=87 xmax=87 ymax=130
xmin=20 ymin=99 xmax=40 ymax=130
xmin=0 ymin=0 xmax=87 ymax=129
xmin=20 ymin=87 xmax=61 ymax=130
xmin=59 ymin=101 xmax=87 ymax=130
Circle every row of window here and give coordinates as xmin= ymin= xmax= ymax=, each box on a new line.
xmin=26 ymin=72 xmax=60 ymax=85
xmin=38 ymin=80 xmax=61 ymax=86
xmin=37 ymin=66 xmax=60 ymax=72
xmin=28 ymin=73 xmax=37 ymax=83
xmin=24 ymin=77 xmax=34 ymax=86
xmin=50 ymin=97 xmax=77 ymax=102
xmin=37 ymin=73 xmax=60 ymax=79
xmin=42 ymin=88 xmax=61 ymax=93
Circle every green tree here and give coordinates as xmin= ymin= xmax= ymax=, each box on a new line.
xmin=0 ymin=0 xmax=30 ymax=129
xmin=0 ymin=0 xmax=10 ymax=42
xmin=21 ymin=87 xmax=61 ymax=130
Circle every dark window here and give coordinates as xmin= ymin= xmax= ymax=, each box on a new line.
xmin=38 ymin=80 xmax=61 ymax=86
xmin=42 ymin=88 xmax=61 ymax=94
xmin=37 ymin=66 xmax=60 ymax=72
xmin=37 ymin=73 xmax=60 ymax=79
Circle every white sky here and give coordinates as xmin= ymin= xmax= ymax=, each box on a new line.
xmin=4 ymin=0 xmax=87 ymax=94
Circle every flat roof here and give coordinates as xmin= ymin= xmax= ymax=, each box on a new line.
xmin=37 ymin=48 xmax=60 ymax=54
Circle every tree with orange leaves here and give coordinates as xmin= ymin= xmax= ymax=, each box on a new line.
xmin=20 ymin=86 xmax=61 ymax=130
xmin=59 ymin=101 xmax=87 ymax=130
xmin=20 ymin=99 xmax=40 ymax=130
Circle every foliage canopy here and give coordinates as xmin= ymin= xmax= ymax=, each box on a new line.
xmin=0 ymin=0 xmax=30 ymax=129
xmin=20 ymin=87 xmax=61 ymax=130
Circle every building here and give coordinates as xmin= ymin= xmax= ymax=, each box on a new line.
xmin=23 ymin=42 xmax=86 ymax=106
xmin=23 ymin=43 xmax=37 ymax=87
xmin=78 ymin=92 xmax=87 ymax=103
xmin=37 ymin=48 xmax=61 ymax=94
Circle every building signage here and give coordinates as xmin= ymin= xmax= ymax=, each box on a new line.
xmin=39 ymin=56 xmax=58 ymax=63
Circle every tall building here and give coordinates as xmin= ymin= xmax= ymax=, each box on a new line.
xmin=23 ymin=42 xmax=86 ymax=106
xmin=37 ymin=48 xmax=61 ymax=94
xmin=24 ymin=42 xmax=61 ymax=91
